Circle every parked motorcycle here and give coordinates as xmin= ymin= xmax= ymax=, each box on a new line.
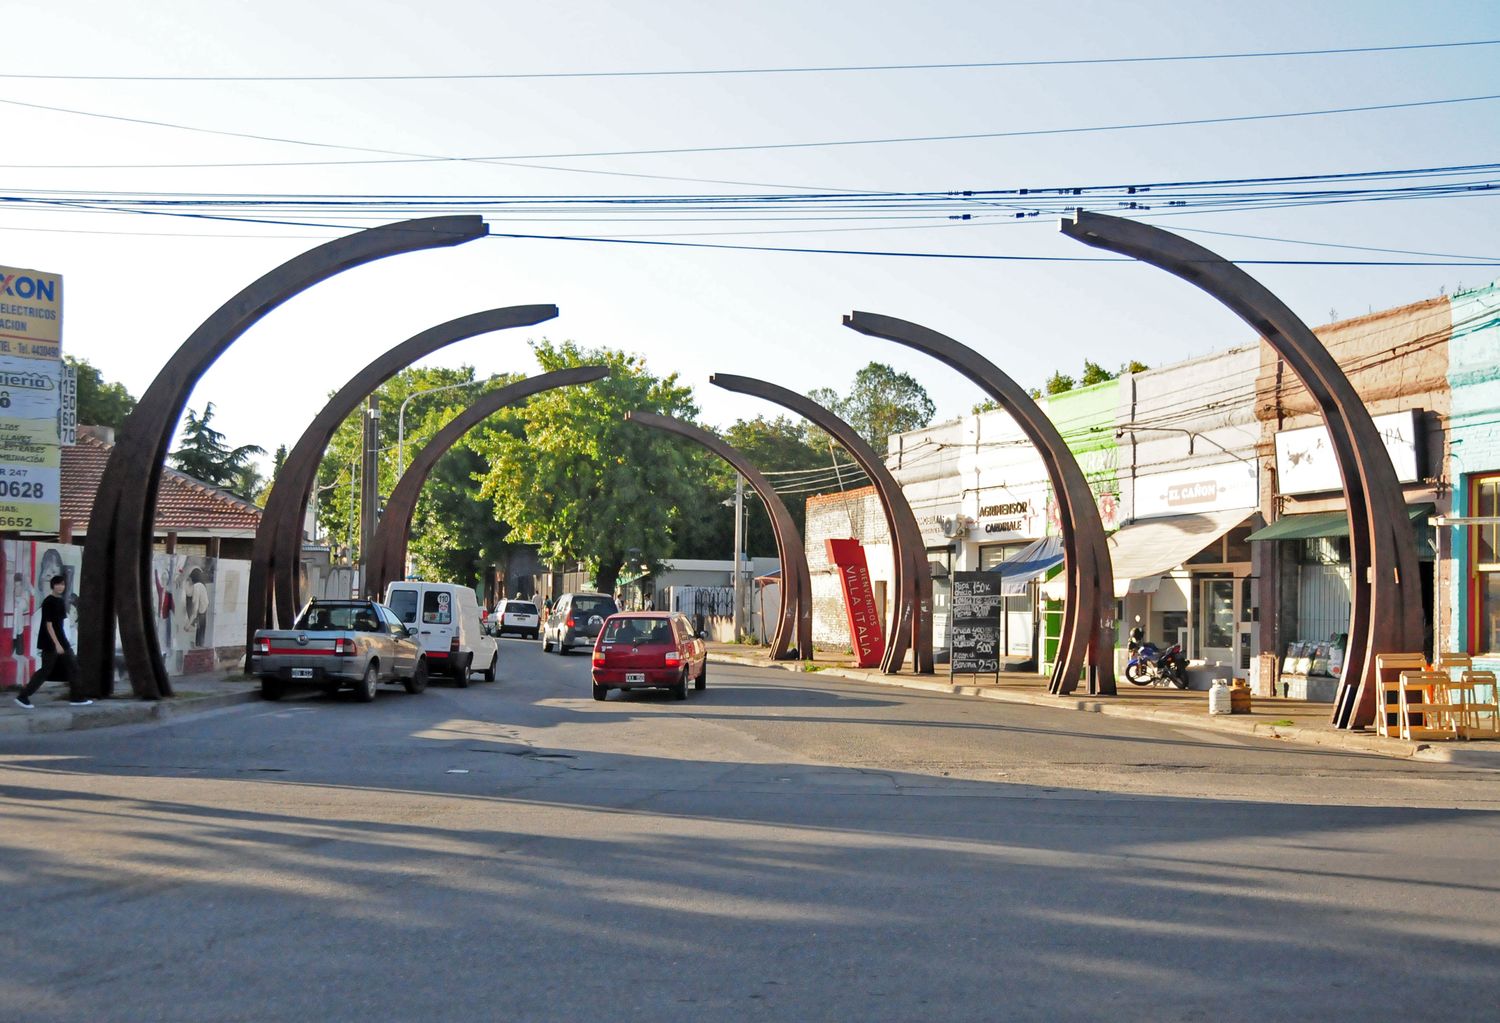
xmin=1125 ymin=623 xmax=1190 ymax=688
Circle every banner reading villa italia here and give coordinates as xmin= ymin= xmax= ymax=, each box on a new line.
xmin=0 ymin=265 xmax=63 ymax=532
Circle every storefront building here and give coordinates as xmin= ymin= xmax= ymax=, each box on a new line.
xmin=807 ymin=278 xmax=1498 ymax=696
xmin=1444 ymin=282 xmax=1500 ymax=670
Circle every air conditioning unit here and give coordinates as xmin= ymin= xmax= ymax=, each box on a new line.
xmin=939 ymin=515 xmax=971 ymax=539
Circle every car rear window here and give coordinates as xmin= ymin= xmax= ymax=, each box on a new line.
xmin=572 ymin=596 xmax=617 ymax=618
xmin=507 ymin=602 xmax=537 ymax=615
xmin=296 ymin=604 xmax=377 ymax=631
xmin=603 ymin=617 xmax=674 ymax=645
xmin=387 ymin=589 xmax=418 ymax=624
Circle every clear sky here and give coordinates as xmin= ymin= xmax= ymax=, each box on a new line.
xmin=4 ymin=0 xmax=1499 ymax=467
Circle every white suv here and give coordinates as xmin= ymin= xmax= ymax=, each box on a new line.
xmin=492 ymin=598 xmax=541 ymax=640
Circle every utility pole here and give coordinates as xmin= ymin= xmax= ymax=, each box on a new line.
xmin=732 ymin=474 xmax=745 ymax=640
xmin=359 ymin=395 xmax=380 ymax=595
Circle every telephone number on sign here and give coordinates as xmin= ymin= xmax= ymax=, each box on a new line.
xmin=0 ymin=481 xmax=43 ymax=499
xmin=0 ymin=515 xmax=35 ymax=528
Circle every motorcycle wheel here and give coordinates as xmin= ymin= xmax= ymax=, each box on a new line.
xmin=1124 ymin=662 xmax=1152 ymax=686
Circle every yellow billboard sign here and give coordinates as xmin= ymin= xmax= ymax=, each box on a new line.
xmin=0 ymin=265 xmax=63 ymax=361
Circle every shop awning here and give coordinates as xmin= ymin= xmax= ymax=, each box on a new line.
xmin=1107 ymin=508 xmax=1253 ymax=597
xmin=1246 ymin=504 xmax=1433 ymax=543
xmin=984 ymin=536 xmax=1064 ymax=595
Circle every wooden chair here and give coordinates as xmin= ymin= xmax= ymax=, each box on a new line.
xmin=1375 ymin=654 xmax=1428 ymax=738
xmin=1457 ymin=670 xmax=1500 ymax=739
xmin=1395 ymin=671 xmax=1458 ymax=741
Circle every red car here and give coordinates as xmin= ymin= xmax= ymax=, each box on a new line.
xmin=591 ymin=611 xmax=708 ymax=701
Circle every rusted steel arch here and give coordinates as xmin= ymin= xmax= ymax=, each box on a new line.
xmin=81 ymin=215 xmax=489 ymax=700
xmin=843 ymin=311 xmax=1118 ymax=696
xmin=253 ymin=306 xmax=558 ymax=646
xmin=624 ymin=410 xmax=814 ymax=661
xmin=710 ymin=373 xmax=934 ymax=675
xmin=365 ymin=366 xmax=609 ymax=600
xmin=1061 ymin=211 xmax=1422 ymax=729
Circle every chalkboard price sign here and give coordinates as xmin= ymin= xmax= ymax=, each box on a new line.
xmin=950 ymin=571 xmax=1003 ymax=677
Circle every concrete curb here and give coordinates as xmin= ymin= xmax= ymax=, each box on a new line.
xmin=0 ymin=686 xmax=260 ymax=737
xmin=710 ymin=652 xmax=1500 ymax=769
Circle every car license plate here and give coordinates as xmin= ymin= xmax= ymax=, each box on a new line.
xmin=625 ymin=672 xmax=645 ymax=684
xmin=291 ymin=668 xmax=313 ymax=679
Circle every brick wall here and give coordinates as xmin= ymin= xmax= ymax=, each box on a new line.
xmin=804 ymin=486 xmax=892 ymax=648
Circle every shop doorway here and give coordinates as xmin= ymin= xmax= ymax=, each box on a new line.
xmin=1196 ymin=575 xmax=1237 ymax=667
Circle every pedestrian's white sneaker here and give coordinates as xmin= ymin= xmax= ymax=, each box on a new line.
xmin=15 ymin=696 xmax=35 ymax=709
xmin=68 ymin=699 xmax=94 ymax=707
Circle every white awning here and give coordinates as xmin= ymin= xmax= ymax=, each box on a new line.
xmin=1107 ymin=508 xmax=1253 ymax=597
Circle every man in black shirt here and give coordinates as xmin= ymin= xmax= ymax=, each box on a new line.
xmin=15 ymin=574 xmax=91 ymax=709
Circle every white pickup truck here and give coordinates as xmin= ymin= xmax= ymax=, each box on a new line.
xmin=250 ymin=599 xmax=430 ymax=702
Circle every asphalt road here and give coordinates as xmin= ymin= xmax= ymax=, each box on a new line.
xmin=3 ymin=639 xmax=1499 ymax=1022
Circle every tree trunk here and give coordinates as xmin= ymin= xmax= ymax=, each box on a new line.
xmin=595 ymin=557 xmax=623 ymax=597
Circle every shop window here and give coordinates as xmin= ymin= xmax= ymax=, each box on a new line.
xmin=1472 ymin=475 xmax=1500 ymax=653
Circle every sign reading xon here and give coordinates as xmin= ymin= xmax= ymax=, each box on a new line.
xmin=0 ymin=265 xmax=63 ymax=360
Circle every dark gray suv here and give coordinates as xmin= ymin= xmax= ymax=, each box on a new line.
xmin=541 ymin=592 xmax=619 ymax=654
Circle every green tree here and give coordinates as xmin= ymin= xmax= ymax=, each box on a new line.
xmin=313 ymin=366 xmax=521 ymax=592
xmin=809 ymin=362 xmax=935 ymax=454
xmin=470 ymin=339 xmax=708 ymax=595
xmin=169 ymin=402 xmax=265 ymax=499
xmin=65 ymin=356 xmax=136 ymax=430
xmin=1123 ymin=359 xmax=1150 ymax=374
xmin=1080 ymin=360 xmax=1116 ymax=386
xmin=1044 ymin=371 xmax=1075 ymax=395
xmin=712 ymin=415 xmax=836 ymax=560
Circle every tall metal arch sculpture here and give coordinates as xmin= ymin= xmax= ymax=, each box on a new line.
xmin=711 ymin=373 xmax=934 ymax=674
xmin=843 ymin=311 xmax=1118 ymax=696
xmin=1062 ymin=211 xmax=1422 ymax=728
xmin=364 ymin=366 xmax=610 ymax=600
xmin=81 ymin=215 xmax=489 ymax=700
xmin=624 ymin=410 xmax=814 ymax=660
xmin=251 ymin=305 xmax=557 ymax=647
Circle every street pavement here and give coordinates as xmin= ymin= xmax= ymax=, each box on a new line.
xmin=2 ymin=638 xmax=1499 ymax=1022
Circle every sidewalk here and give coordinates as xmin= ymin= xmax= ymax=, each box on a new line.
xmin=0 ymin=671 xmax=260 ymax=736
xmin=707 ymin=643 xmax=1500 ymax=768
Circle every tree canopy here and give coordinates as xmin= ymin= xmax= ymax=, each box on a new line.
xmin=66 ymin=356 xmax=135 ymax=430
xmin=313 ymin=366 xmax=523 ymax=592
xmin=168 ymin=402 xmax=264 ymax=500
xmin=808 ymin=361 xmax=935 ymax=454
xmin=470 ymin=340 xmax=707 ymax=595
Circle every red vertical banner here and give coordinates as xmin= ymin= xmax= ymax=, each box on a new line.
xmin=826 ymin=538 xmax=885 ymax=668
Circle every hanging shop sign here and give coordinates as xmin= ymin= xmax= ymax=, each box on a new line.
xmin=0 ymin=265 xmax=63 ymax=361
xmin=1275 ymin=409 xmax=1422 ymax=496
xmin=1135 ymin=462 xmax=1259 ymax=519
xmin=825 ymin=538 xmax=886 ymax=668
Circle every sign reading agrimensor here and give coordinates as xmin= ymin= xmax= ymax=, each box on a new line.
xmin=0 ymin=264 xmax=63 ymax=533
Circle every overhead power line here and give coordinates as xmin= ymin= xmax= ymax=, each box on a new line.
xmin=4 ymin=38 xmax=1496 ymax=81
xmin=2 ymin=91 xmax=1497 ymax=168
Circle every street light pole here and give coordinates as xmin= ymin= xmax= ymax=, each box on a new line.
xmin=396 ymin=375 xmax=497 ymax=474
xmin=732 ymin=474 xmax=745 ymax=640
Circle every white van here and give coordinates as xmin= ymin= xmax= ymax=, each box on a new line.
xmin=384 ymin=581 xmax=499 ymax=685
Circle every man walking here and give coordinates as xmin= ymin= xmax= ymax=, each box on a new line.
xmin=15 ymin=574 xmax=91 ymax=709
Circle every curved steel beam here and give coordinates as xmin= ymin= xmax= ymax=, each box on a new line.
xmin=1061 ymin=211 xmax=1421 ymax=728
xmin=624 ymin=410 xmax=813 ymax=660
xmin=81 ymin=215 xmax=489 ymax=699
xmin=254 ymin=305 xmax=557 ymax=646
xmin=710 ymin=373 xmax=933 ymax=674
xmin=365 ymin=366 xmax=609 ymax=600
xmin=843 ymin=311 xmax=1118 ymax=696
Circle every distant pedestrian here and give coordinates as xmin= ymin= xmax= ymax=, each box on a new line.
xmin=15 ymin=575 xmax=91 ymax=709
